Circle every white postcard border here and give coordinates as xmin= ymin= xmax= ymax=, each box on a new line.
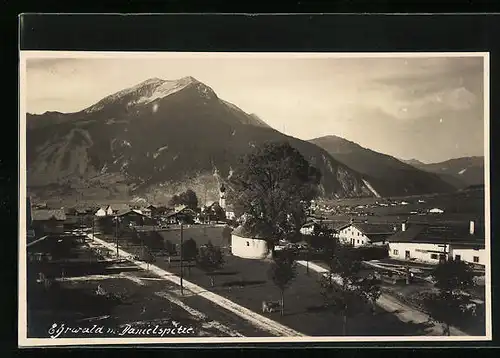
xmin=18 ymin=51 xmax=492 ymax=347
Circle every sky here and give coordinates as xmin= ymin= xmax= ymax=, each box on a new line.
xmin=24 ymin=54 xmax=485 ymax=163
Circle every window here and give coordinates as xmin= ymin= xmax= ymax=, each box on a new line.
xmin=357 ymin=240 xmax=360 ymax=244
xmin=393 ymin=249 xmax=399 ymax=255
xmin=474 ymin=256 xmax=479 ymax=263
xmin=357 ymin=232 xmax=360 ymax=236
xmin=455 ymin=255 xmax=461 ymax=261
xmin=246 ymin=241 xmax=250 ymax=247
xmin=431 ymin=254 xmax=438 ymax=260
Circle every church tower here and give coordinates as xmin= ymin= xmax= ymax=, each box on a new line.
xmin=219 ymin=183 xmax=226 ymax=209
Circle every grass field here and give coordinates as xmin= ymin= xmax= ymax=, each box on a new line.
xmin=26 ymin=239 xmax=269 ymax=338
xmin=103 ymin=233 xmax=435 ymax=337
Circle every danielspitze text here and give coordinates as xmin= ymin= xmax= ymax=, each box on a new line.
xmin=48 ymin=321 xmax=196 ymax=338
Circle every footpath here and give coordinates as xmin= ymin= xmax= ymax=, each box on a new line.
xmin=88 ymin=234 xmax=305 ymax=337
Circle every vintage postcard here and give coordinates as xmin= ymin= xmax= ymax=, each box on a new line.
xmin=18 ymin=51 xmax=491 ymax=346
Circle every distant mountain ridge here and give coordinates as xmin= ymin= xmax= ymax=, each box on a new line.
xmin=309 ymin=135 xmax=457 ymax=197
xmin=26 ymin=76 xmax=374 ymax=204
xmin=405 ymin=156 xmax=484 ymax=189
xmin=401 ymin=158 xmax=426 ymax=167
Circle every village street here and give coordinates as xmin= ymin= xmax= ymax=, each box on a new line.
xmin=89 ymin=233 xmax=305 ymax=337
xmin=89 ymin=232 xmax=465 ymax=337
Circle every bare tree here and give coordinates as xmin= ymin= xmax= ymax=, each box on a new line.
xmin=320 ymin=245 xmax=381 ymax=335
xmin=268 ymin=251 xmax=297 ymax=316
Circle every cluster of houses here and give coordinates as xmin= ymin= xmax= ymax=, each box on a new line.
xmin=304 ymin=218 xmax=485 ymax=267
xmin=26 ymin=185 xmax=238 ymax=240
xmin=310 ymin=198 xmax=446 ymax=217
xmin=27 ymin=189 xmax=485 ymax=269
xmin=232 ymin=216 xmax=486 ymax=268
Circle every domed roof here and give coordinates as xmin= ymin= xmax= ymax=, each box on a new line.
xmin=232 ymin=224 xmax=273 ymax=239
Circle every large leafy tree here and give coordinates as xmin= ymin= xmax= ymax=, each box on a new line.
xmin=320 ymin=244 xmax=381 ymax=335
xmin=423 ymin=258 xmax=477 ymax=335
xmin=228 ymin=142 xmax=321 ymax=246
xmin=170 ymin=189 xmax=199 ymax=210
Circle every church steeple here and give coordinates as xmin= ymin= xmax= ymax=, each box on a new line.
xmin=219 ymin=183 xmax=226 ymax=209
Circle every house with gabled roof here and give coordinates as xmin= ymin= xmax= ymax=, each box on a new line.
xmin=31 ymin=209 xmax=67 ymax=235
xmin=336 ymin=222 xmax=396 ymax=247
xmin=299 ymin=218 xmax=339 ymax=236
xmin=387 ymin=221 xmax=485 ymax=266
xmin=164 ymin=206 xmax=196 ymax=224
xmin=95 ymin=203 xmax=131 ymax=217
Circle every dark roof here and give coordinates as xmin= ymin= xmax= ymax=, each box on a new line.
xmin=165 ymin=207 xmax=196 ymax=218
xmin=352 ymin=223 xmax=396 ymax=234
xmin=387 ymin=224 xmax=484 ymax=246
xmin=32 ymin=209 xmax=66 ymax=221
xmin=333 ymin=221 xmax=352 ymax=231
xmin=116 ymin=209 xmax=146 ymax=217
xmin=108 ymin=204 xmax=130 ymax=211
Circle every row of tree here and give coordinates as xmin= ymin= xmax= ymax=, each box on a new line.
xmin=268 ymin=230 xmax=381 ymax=335
xmin=269 ymin=236 xmax=480 ymax=335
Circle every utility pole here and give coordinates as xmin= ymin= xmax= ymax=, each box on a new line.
xmin=89 ymin=216 xmax=93 ymax=264
xmin=115 ymin=216 xmax=119 ymax=258
xmin=180 ymin=223 xmax=184 ymax=296
xmin=306 ymin=245 xmax=310 ymax=275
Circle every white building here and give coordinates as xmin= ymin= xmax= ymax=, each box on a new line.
xmin=231 ymin=225 xmax=272 ymax=260
xmin=95 ymin=207 xmax=108 ymax=217
xmin=225 ymin=204 xmax=236 ymax=220
xmin=300 ymin=222 xmax=315 ymax=235
xmin=429 ymin=208 xmax=444 ymax=214
xmin=336 ymin=222 xmax=396 ymax=248
xmin=95 ymin=204 xmax=130 ymax=217
xmin=387 ymin=221 xmax=485 ymax=266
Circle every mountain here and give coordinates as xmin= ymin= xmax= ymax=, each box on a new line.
xmin=408 ymin=156 xmax=485 ymax=189
xmin=309 ymin=135 xmax=457 ymax=197
xmin=401 ymin=158 xmax=425 ymax=167
xmin=26 ymin=77 xmax=374 ymax=204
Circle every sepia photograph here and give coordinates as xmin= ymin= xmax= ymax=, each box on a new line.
xmin=18 ymin=51 xmax=490 ymax=346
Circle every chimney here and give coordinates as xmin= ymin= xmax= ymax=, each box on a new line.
xmin=402 ymin=222 xmax=406 ymax=232
xmin=469 ymin=220 xmax=475 ymax=235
